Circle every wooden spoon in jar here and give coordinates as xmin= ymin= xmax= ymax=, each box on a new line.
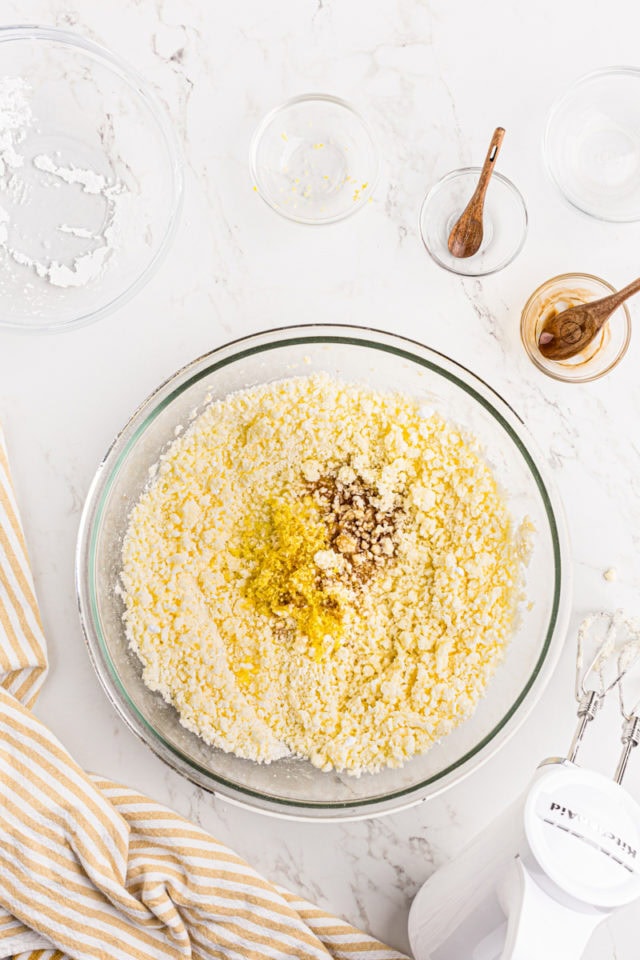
xmin=538 ymin=275 xmax=640 ymax=361
xmin=447 ymin=127 xmax=506 ymax=259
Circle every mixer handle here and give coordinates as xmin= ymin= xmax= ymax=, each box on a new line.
xmin=498 ymin=858 xmax=606 ymax=960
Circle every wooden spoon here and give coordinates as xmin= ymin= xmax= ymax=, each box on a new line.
xmin=447 ymin=127 xmax=505 ymax=259
xmin=538 ymin=276 xmax=640 ymax=361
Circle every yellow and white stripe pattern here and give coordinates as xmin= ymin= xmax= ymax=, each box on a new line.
xmin=0 ymin=425 xmax=407 ymax=960
xmin=0 ymin=428 xmax=47 ymax=709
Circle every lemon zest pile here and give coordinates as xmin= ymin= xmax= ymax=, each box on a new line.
xmin=240 ymin=498 xmax=343 ymax=661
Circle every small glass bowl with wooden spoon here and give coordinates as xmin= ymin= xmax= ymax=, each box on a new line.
xmin=419 ymin=128 xmax=528 ymax=277
xmin=521 ymin=273 xmax=632 ymax=383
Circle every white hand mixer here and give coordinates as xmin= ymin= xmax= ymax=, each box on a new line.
xmin=409 ymin=611 xmax=640 ymax=960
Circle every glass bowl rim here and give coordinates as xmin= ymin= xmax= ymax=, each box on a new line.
xmin=543 ymin=65 xmax=640 ymax=224
xmin=76 ymin=323 xmax=571 ymax=820
xmin=520 ymin=271 xmax=632 ymax=383
xmin=0 ymin=23 xmax=184 ymax=334
xmin=249 ymin=92 xmax=379 ymax=226
xmin=419 ymin=167 xmax=528 ymax=276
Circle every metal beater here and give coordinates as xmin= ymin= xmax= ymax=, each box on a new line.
xmin=567 ymin=609 xmax=640 ymax=781
xmin=614 ymin=634 xmax=640 ymax=782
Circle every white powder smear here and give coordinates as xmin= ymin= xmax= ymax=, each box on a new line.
xmin=0 ymin=75 xmax=127 ymax=289
xmin=0 ymin=205 xmax=9 ymax=245
xmin=58 ymin=224 xmax=95 ymax=239
xmin=0 ymin=76 xmax=30 ymax=176
xmin=33 ymin=154 xmax=107 ymax=195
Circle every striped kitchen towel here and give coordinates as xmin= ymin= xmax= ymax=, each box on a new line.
xmin=0 ymin=424 xmax=407 ymax=960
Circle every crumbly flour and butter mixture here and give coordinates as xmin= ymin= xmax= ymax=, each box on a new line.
xmin=121 ymin=374 xmax=530 ymax=775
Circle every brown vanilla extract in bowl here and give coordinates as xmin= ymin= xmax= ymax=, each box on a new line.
xmin=520 ymin=273 xmax=631 ymax=382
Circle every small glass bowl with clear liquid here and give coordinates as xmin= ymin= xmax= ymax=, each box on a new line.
xmin=545 ymin=67 xmax=640 ymax=222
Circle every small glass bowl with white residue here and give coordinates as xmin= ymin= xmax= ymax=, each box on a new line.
xmin=250 ymin=94 xmax=379 ymax=224
xmin=0 ymin=26 xmax=183 ymax=333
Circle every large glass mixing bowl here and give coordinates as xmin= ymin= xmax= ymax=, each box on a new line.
xmin=76 ymin=326 xmax=571 ymax=820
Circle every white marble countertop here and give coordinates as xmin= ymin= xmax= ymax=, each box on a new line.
xmin=2 ymin=0 xmax=640 ymax=955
